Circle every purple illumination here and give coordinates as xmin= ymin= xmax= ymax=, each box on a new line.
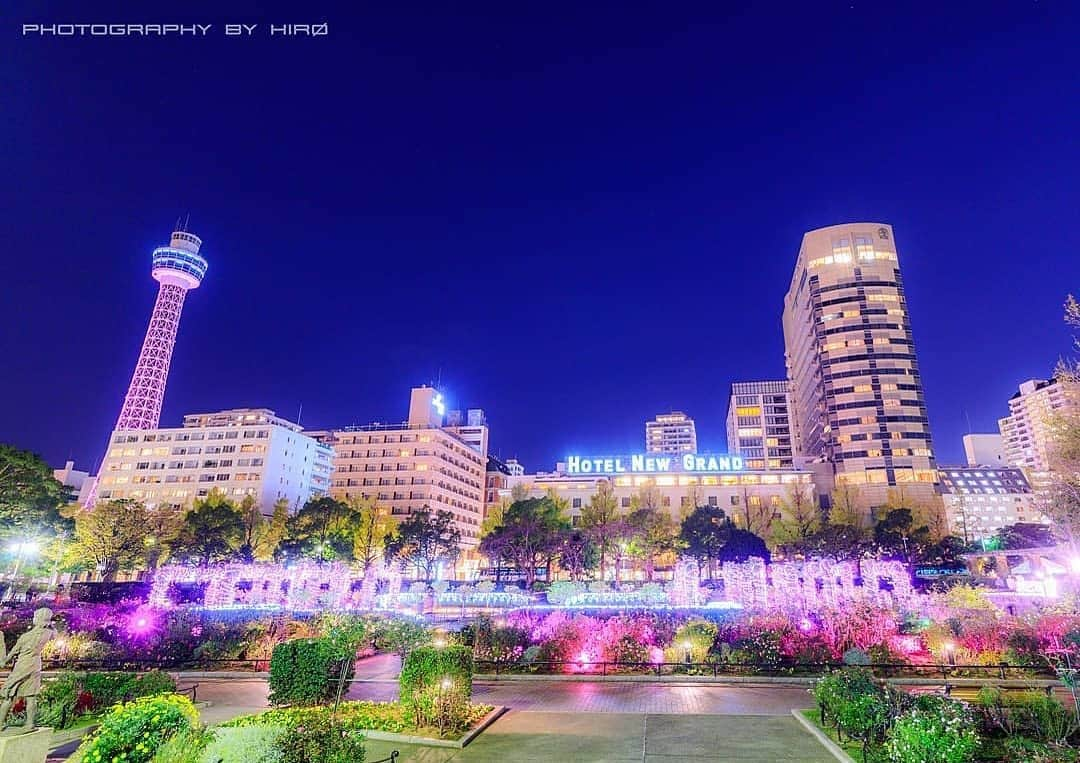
xmin=799 ymin=617 xmax=814 ymax=633
xmin=126 ymin=606 xmax=161 ymax=639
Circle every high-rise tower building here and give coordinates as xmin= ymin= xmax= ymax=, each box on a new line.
xmin=725 ymin=380 xmax=794 ymax=470
xmin=115 ymin=229 xmax=208 ymax=430
xmin=999 ymin=378 xmax=1077 ymax=497
xmin=645 ymin=412 xmax=697 ymax=454
xmin=782 ymin=223 xmax=937 ymax=509
xmin=84 ymin=227 xmax=208 ymax=505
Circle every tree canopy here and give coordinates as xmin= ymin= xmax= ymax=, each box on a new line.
xmin=70 ymin=499 xmax=153 ymax=580
xmin=0 ymin=444 xmax=71 ymax=540
xmin=173 ymin=491 xmax=245 ymax=564
xmin=478 ymin=497 xmax=567 ymax=588
xmin=383 ymin=508 xmax=461 ymax=581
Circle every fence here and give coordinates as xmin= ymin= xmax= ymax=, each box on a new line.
xmin=474 ymin=658 xmax=1057 ymax=681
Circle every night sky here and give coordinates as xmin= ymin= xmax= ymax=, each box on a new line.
xmin=3 ymin=2 xmax=1078 ymax=476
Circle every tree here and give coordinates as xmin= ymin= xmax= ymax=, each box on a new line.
xmin=626 ymin=506 xmax=676 ymax=581
xmin=873 ymin=508 xmax=931 ymax=572
xmin=235 ymin=495 xmax=266 ymax=563
xmin=259 ymin=498 xmax=290 ymax=561
xmin=558 ymin=529 xmax=597 ymax=581
xmin=802 ymin=522 xmax=869 ymax=564
xmin=579 ymin=481 xmax=626 ymax=580
xmin=383 ymin=508 xmax=461 ymax=581
xmin=771 ymin=483 xmax=821 ymax=549
xmin=279 ymin=496 xmax=358 ymax=562
xmin=717 ymin=528 xmax=771 ymax=564
xmin=478 ymin=498 xmax=566 ymax=588
xmin=829 ymin=482 xmax=868 ymax=530
xmin=1043 ymin=295 xmax=1080 ymax=545
xmin=143 ymin=506 xmax=182 ymax=570
xmin=70 ymin=499 xmax=153 ymax=580
xmin=993 ymin=522 xmax=1056 ymax=550
xmin=736 ymin=486 xmax=776 ymax=537
xmin=0 ymin=445 xmax=70 ymax=541
xmin=174 ymin=491 xmax=244 ymax=564
xmin=679 ymin=505 xmax=732 ymax=579
xmin=350 ymin=496 xmax=391 ymax=572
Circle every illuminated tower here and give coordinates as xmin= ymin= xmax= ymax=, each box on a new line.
xmin=114 ymin=228 xmax=208 ymax=429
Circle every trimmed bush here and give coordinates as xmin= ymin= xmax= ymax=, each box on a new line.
xmin=813 ymin=667 xmax=881 ymax=729
xmin=200 ymin=725 xmax=284 ymax=763
xmin=976 ymin=686 xmax=1080 ymax=745
xmin=268 ymin=638 xmax=355 ymax=706
xmin=885 ymin=697 xmax=979 ymax=763
xmin=399 ymin=645 xmax=473 ymax=732
xmin=151 ymin=727 xmax=214 ymax=763
xmin=76 ymin=694 xmax=199 ymax=763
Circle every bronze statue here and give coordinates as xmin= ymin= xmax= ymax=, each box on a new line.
xmin=0 ymin=608 xmax=55 ymax=732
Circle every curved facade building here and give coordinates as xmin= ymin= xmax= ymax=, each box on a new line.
xmin=782 ymin=223 xmax=938 ymax=511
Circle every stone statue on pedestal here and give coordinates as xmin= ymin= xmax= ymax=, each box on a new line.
xmin=0 ymin=608 xmax=55 ymax=733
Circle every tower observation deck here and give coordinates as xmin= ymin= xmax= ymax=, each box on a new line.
xmin=114 ymin=229 xmax=208 ymax=430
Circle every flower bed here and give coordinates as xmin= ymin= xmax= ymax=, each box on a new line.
xmin=225 ymin=700 xmax=495 ymax=740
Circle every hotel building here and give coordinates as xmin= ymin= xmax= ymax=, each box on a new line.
xmin=322 ymin=387 xmax=488 ymax=548
xmin=963 ymin=433 xmax=1007 ymax=468
xmin=505 ymin=454 xmax=815 ymax=534
xmin=782 ymin=222 xmax=938 ymax=509
xmin=999 ymin=378 xmax=1076 ymax=495
xmin=94 ymin=408 xmax=332 ymax=511
xmin=645 ymin=412 xmax=697 ymax=454
xmin=725 ymin=380 xmax=794 ymax=470
xmin=939 ymin=466 xmax=1043 ymax=541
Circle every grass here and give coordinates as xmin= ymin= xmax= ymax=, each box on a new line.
xmin=800 ymin=709 xmax=867 ymax=762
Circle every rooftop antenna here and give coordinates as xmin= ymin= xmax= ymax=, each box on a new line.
xmin=183 ymin=213 xmax=190 ymax=232
xmin=963 ymin=408 xmax=973 ymax=434
xmin=297 ymin=401 xmax=303 ymax=427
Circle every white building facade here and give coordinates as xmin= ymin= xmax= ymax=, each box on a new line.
xmin=94 ymin=408 xmax=332 ymax=512
xmin=939 ymin=466 xmax=1044 ymax=541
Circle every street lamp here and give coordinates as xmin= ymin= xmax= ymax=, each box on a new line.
xmin=682 ymin=640 xmax=692 ymax=666
xmin=943 ymin=640 xmax=956 ymax=667
xmin=5 ymin=540 xmax=40 ymax=602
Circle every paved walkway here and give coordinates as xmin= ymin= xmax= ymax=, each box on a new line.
xmin=187 ymin=677 xmax=817 ymax=718
xmin=362 ymin=712 xmax=835 ymax=762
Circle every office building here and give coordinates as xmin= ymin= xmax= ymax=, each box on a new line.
xmin=782 ymin=222 xmax=938 ymax=509
xmin=323 ymin=387 xmax=487 ymax=550
xmin=725 ymin=380 xmax=794 ymax=470
xmin=94 ymin=408 xmax=332 ymax=511
xmin=963 ymin=433 xmax=1007 ymax=467
xmin=939 ymin=466 xmax=1044 ymax=541
xmin=646 ymin=412 xmax=697 ymax=454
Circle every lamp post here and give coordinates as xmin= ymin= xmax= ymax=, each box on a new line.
xmin=5 ymin=540 xmax=40 ymax=602
xmin=682 ymin=640 xmax=692 ymax=666
xmin=944 ymin=640 xmax=956 ymax=667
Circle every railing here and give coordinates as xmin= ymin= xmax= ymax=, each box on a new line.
xmin=473 ymin=659 xmax=1058 ymax=681
xmin=370 ymin=752 xmax=399 ymax=763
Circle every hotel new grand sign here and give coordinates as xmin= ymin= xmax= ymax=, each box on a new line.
xmin=565 ymin=453 xmax=744 ymax=476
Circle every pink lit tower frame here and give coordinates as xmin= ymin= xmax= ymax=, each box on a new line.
xmin=84 ymin=227 xmax=208 ymax=504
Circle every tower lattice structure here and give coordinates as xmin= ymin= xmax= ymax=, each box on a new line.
xmin=84 ymin=228 xmax=208 ymax=505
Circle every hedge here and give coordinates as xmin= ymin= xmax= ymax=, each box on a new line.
xmin=268 ymin=638 xmax=355 ymax=706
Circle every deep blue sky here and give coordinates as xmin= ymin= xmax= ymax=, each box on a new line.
xmin=3 ymin=2 xmax=1078 ymax=475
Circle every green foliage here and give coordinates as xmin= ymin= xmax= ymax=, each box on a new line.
xmin=678 ymin=505 xmax=731 ymax=572
xmin=278 ymin=496 xmax=360 ymax=562
xmin=377 ymin=617 xmax=433 ymax=655
xmin=478 ymin=498 xmax=566 ymax=588
xmin=976 ymin=686 xmax=1080 ymax=745
xmin=174 ymin=492 xmax=245 ymax=564
xmin=885 ymin=698 xmax=979 ymax=763
xmin=461 ymin=615 xmax=528 ymax=662
xmin=269 ymin=711 xmax=366 ymax=763
xmin=0 ymin=443 xmax=70 ymax=540
xmin=268 ymin=638 xmax=355 ymax=706
xmin=999 ymin=735 xmax=1080 ymax=763
xmin=199 ymin=725 xmax=283 ymax=763
xmin=813 ymin=667 xmax=882 ymax=729
xmin=383 ymin=508 xmax=462 ymax=580
xmin=72 ymin=499 xmax=154 ymax=580
xmin=151 ymin=727 xmax=214 ymax=763
xmin=38 ymin=674 xmax=79 ymax=729
xmin=842 ymin=647 xmax=871 ymax=666
xmin=399 ymin=645 xmax=473 ymax=731
xmin=672 ymin=619 xmax=718 ymax=663
xmin=76 ymin=694 xmax=199 ymax=763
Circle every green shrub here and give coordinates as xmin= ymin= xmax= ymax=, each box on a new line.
xmin=200 ymin=725 xmax=284 ymax=763
xmin=1000 ymin=735 xmax=1080 ymax=763
xmin=813 ymin=667 xmax=880 ymax=726
xmin=76 ymin=694 xmax=200 ymax=763
xmin=842 ymin=647 xmax=871 ymax=666
xmin=885 ymin=698 xmax=979 ymax=763
xmin=38 ymin=674 xmax=80 ymax=729
xmin=268 ymin=638 xmax=355 ymax=706
xmin=399 ymin=645 xmax=473 ymax=731
xmin=82 ymin=671 xmax=139 ymax=710
xmin=134 ymin=670 xmax=178 ymax=698
xmin=673 ymin=620 xmax=718 ymax=663
xmin=976 ymin=687 xmax=1080 ymax=745
xmin=275 ymin=710 xmax=365 ymax=763
xmin=152 ymin=727 xmax=214 ymax=763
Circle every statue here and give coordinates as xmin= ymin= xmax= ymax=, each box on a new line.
xmin=0 ymin=608 xmax=55 ymax=732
